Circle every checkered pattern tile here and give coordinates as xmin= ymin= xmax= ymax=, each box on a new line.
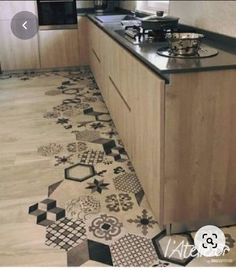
xmin=110 ymin=233 xmax=158 ymax=267
xmin=45 ymin=218 xmax=86 ymax=251
xmin=113 ymin=173 xmax=142 ymax=194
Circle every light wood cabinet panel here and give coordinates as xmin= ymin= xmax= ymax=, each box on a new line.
xmin=132 ymin=63 xmax=165 ymax=223
xmin=88 ymin=21 xmax=165 ymax=223
xmin=77 ymin=16 xmax=89 ymax=66
xmin=103 ymin=28 xmax=164 ymax=222
xmin=107 ymin=75 xmax=134 ymax=158
xmin=39 ymin=29 xmax=79 ymax=69
xmin=0 ymin=20 xmax=40 ymax=70
xmin=87 ymin=20 xmax=107 ymax=94
xmin=105 ymin=35 xmax=137 ymax=111
xmin=164 ymin=70 xmax=236 ymax=226
xmin=0 ymin=1 xmax=37 ymax=20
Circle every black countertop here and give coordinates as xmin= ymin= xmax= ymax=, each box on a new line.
xmin=80 ymin=12 xmax=236 ymax=82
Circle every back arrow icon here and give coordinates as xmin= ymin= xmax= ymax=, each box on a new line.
xmin=22 ymin=21 xmax=27 ymax=30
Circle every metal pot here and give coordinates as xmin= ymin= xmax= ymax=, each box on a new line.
xmin=138 ymin=12 xmax=179 ymax=31
xmin=165 ymin=32 xmax=205 ymax=56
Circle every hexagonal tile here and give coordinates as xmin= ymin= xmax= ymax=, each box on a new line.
xmin=113 ymin=172 xmax=143 ymax=194
xmin=96 ymin=113 xmax=112 ymax=122
xmin=65 ymin=163 xmax=96 ymax=182
xmin=45 ymin=218 xmax=86 ymax=251
xmin=65 ymin=195 xmax=101 ymax=220
xmin=123 ymin=208 xmax=162 ymax=238
xmin=110 ymin=233 xmax=158 ymax=267
xmin=86 ymin=213 xmax=126 ymax=245
xmin=100 ymin=191 xmax=139 ymax=214
xmin=152 ymin=230 xmax=196 ymax=266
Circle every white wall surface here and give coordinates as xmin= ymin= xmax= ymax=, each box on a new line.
xmin=119 ymin=0 xmax=137 ymax=10
xmin=169 ymin=1 xmax=236 ymax=37
xmin=76 ymin=0 xmax=94 ymax=9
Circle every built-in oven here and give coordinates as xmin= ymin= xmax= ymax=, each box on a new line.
xmin=37 ymin=0 xmax=77 ymax=30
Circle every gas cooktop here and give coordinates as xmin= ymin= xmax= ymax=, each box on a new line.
xmin=115 ymin=28 xmax=165 ymax=45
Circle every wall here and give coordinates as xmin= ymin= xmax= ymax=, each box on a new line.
xmin=76 ymin=0 xmax=94 ymax=9
xmin=169 ymin=1 xmax=236 ymax=38
xmin=119 ymin=0 xmax=137 ymax=10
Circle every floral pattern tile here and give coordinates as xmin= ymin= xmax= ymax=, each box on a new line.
xmin=86 ymin=213 xmax=126 ymax=245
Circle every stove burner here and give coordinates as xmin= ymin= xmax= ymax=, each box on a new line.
xmin=157 ymin=46 xmax=218 ymax=58
xmin=124 ymin=26 xmax=168 ymax=44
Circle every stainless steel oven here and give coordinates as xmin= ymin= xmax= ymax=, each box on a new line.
xmin=37 ymin=0 xmax=77 ymax=30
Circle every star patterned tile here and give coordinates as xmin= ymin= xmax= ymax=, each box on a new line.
xmin=124 ymin=208 xmax=162 ymax=238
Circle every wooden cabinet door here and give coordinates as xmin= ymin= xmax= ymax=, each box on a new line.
xmin=0 ymin=20 xmax=40 ymax=70
xmin=107 ymin=75 xmax=134 ymax=158
xmin=0 ymin=1 xmax=39 ymax=71
xmin=132 ymin=62 xmax=165 ymax=222
xmin=77 ymin=16 xmax=89 ymax=66
xmin=0 ymin=1 xmax=37 ymax=20
xmin=88 ymin=21 xmax=106 ymax=93
xmin=39 ymin=29 xmax=79 ymax=68
xmin=105 ymin=36 xmax=136 ymax=110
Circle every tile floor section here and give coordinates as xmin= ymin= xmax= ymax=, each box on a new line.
xmin=0 ymin=68 xmax=236 ymax=266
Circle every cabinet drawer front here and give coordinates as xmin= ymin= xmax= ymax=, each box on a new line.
xmin=90 ymin=48 xmax=102 ymax=90
xmin=108 ymin=76 xmax=134 ymax=158
xmin=109 ymin=76 xmax=131 ymax=112
xmin=106 ymin=36 xmax=138 ymax=109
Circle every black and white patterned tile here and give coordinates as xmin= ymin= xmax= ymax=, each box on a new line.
xmin=100 ymin=191 xmax=139 ymax=214
xmin=86 ymin=213 xmax=126 ymax=245
xmin=65 ymin=195 xmax=101 ymax=220
xmin=124 ymin=208 xmax=161 ymax=238
xmin=37 ymin=143 xmax=63 ymax=157
xmin=45 ymin=218 xmax=86 ymax=251
xmin=113 ymin=172 xmax=143 ymax=194
xmin=110 ymin=233 xmax=158 ymax=267
xmin=28 ymin=198 xmax=65 ymax=227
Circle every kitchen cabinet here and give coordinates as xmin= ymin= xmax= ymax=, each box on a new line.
xmin=39 ymin=29 xmax=79 ymax=69
xmin=164 ymin=70 xmax=236 ymax=232
xmin=0 ymin=20 xmax=40 ymax=70
xmin=0 ymin=1 xmax=36 ymax=20
xmin=87 ymin=19 xmax=236 ymax=234
xmin=88 ymin=20 xmax=102 ymax=90
xmin=106 ymin=37 xmax=164 ymax=221
xmin=77 ymin=16 xmax=89 ymax=66
xmin=0 ymin=1 xmax=40 ymax=71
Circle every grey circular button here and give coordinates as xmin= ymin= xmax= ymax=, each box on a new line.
xmin=11 ymin=11 xmax=38 ymax=40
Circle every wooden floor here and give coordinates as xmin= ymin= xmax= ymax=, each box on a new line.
xmin=0 ymin=70 xmax=235 ymax=267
